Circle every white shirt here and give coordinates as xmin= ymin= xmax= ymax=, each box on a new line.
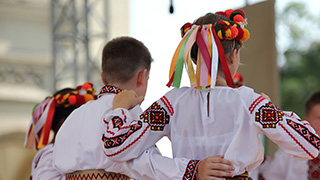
xmin=32 ymin=144 xmax=65 ymax=180
xmin=52 ymin=85 xmax=192 ymax=180
xmin=262 ymin=149 xmax=308 ymax=180
xmin=103 ymin=86 xmax=320 ymax=177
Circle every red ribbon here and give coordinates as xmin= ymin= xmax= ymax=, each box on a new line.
xmin=196 ymin=27 xmax=212 ymax=73
xmin=168 ymin=25 xmax=234 ymax=88
xmin=211 ymin=27 xmax=234 ymax=87
xmin=41 ymin=99 xmax=57 ymax=147
xmin=166 ymin=72 xmax=174 ymax=87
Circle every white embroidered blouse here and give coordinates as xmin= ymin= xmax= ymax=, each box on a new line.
xmin=102 ymin=86 xmax=320 ymax=176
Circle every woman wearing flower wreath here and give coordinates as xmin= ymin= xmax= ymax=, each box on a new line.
xmin=25 ymin=82 xmax=96 ymax=179
xmin=102 ymin=9 xmax=320 ymax=180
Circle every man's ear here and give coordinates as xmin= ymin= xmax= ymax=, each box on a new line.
xmin=101 ymin=73 xmax=107 ymax=85
xmin=136 ymin=68 xmax=147 ymax=87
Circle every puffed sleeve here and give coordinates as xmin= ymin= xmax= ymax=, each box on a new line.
xmin=101 ymin=94 xmax=174 ymax=162
xmin=251 ymin=94 xmax=320 ymax=160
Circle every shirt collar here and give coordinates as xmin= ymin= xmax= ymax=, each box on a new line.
xmin=98 ymin=85 xmax=122 ymax=98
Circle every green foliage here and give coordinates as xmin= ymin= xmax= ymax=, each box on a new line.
xmin=281 ymin=2 xmax=308 ymax=43
xmin=281 ymin=43 xmax=320 ymax=117
xmin=279 ymin=2 xmax=320 ymax=118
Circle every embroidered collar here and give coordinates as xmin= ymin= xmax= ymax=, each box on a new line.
xmin=98 ymin=85 xmax=122 ymax=98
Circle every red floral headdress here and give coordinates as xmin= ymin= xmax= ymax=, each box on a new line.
xmin=167 ymin=9 xmax=250 ymax=88
xmin=24 ymin=82 xmax=96 ymax=150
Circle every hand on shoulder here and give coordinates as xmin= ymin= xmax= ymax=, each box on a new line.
xmin=112 ymin=90 xmax=144 ymax=110
xmin=259 ymin=92 xmax=271 ymax=101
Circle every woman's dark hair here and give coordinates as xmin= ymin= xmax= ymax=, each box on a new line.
xmin=51 ymin=88 xmax=78 ymax=143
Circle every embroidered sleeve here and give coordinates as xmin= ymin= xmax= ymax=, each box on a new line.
xmin=183 ymin=160 xmax=200 ymax=180
xmin=101 ymin=96 xmax=174 ymax=161
xmin=251 ymin=96 xmax=320 ymax=160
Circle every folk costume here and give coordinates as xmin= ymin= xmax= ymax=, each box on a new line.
xmin=261 ymin=149 xmax=308 ymax=180
xmin=31 ymin=144 xmax=66 ymax=180
xmin=53 ymin=85 xmax=199 ymax=180
xmin=25 ymin=82 xmax=96 ymax=180
xmin=101 ymin=9 xmax=320 ymax=179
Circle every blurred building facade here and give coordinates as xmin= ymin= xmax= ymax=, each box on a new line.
xmin=0 ymin=0 xmax=129 ymax=179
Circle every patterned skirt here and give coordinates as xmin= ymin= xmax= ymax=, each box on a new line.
xmin=226 ymin=172 xmax=253 ymax=180
xmin=65 ymin=169 xmax=130 ymax=180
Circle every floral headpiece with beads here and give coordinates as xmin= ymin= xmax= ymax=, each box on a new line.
xmin=55 ymin=82 xmax=96 ymax=108
xmin=167 ymin=9 xmax=250 ymax=89
xmin=24 ymin=82 xmax=96 ymax=150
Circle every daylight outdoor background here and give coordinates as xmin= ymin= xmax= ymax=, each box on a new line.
xmin=1 ymin=0 xmax=320 ymax=179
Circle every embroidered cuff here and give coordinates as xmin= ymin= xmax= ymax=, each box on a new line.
xmin=183 ymin=160 xmax=200 ymax=180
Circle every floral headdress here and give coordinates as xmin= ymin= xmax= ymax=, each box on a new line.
xmin=167 ymin=9 xmax=250 ymax=89
xmin=24 ymin=82 xmax=96 ymax=150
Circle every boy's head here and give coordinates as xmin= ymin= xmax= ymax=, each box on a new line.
xmin=101 ymin=36 xmax=152 ymax=85
xmin=305 ymin=91 xmax=320 ymax=133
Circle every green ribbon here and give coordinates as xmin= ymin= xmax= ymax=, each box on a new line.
xmin=172 ymin=28 xmax=195 ymax=87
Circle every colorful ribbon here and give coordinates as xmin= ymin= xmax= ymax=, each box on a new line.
xmin=167 ymin=24 xmax=234 ymax=88
xmin=24 ymin=82 xmax=96 ymax=150
xmin=168 ymin=9 xmax=249 ymax=89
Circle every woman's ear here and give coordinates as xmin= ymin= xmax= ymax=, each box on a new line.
xmin=230 ymin=49 xmax=239 ymax=64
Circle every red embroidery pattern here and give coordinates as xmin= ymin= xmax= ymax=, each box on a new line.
xmin=303 ymin=122 xmax=311 ymax=126
xmin=66 ymin=172 xmax=129 ymax=180
xmin=249 ymin=96 xmax=265 ymax=114
xmin=255 ymin=102 xmax=284 ymax=128
xmin=99 ymin=85 xmax=122 ymax=97
xmin=287 ymin=119 xmax=320 ymax=150
xmin=183 ymin=160 xmax=200 ymax=180
xmin=103 ymin=125 xmax=150 ymax=157
xmin=112 ymin=116 xmax=124 ymax=130
xmin=102 ymin=121 xmax=143 ymax=149
xmin=161 ymin=96 xmax=174 ymax=115
xmin=104 ymin=122 xmax=115 ymax=136
xmin=140 ymin=102 xmax=170 ymax=131
xmin=279 ymin=123 xmax=315 ymax=159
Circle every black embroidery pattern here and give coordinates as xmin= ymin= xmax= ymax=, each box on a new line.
xmin=183 ymin=160 xmax=200 ymax=180
xmin=140 ymin=102 xmax=170 ymax=131
xmin=255 ymin=102 xmax=284 ymax=128
xmin=99 ymin=85 xmax=122 ymax=96
xmin=287 ymin=119 xmax=320 ymax=150
xmin=112 ymin=116 xmax=124 ymax=130
xmin=102 ymin=121 xmax=142 ymax=149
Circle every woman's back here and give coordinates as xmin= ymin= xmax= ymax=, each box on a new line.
xmin=166 ymin=86 xmax=316 ymax=175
